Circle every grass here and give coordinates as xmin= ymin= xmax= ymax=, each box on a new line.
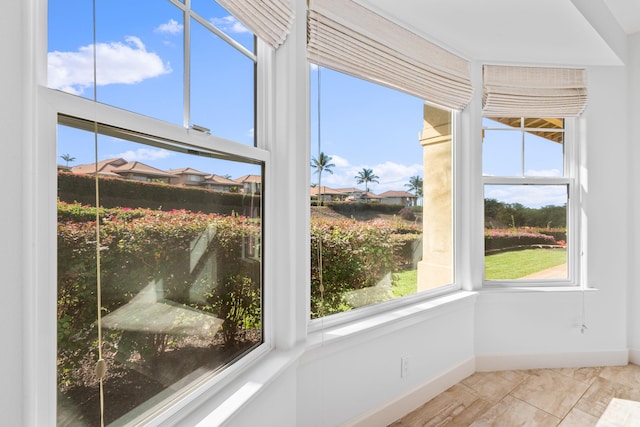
xmin=392 ymin=269 xmax=417 ymax=297
xmin=485 ymin=248 xmax=567 ymax=280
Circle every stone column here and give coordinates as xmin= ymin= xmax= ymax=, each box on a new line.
xmin=417 ymin=104 xmax=453 ymax=291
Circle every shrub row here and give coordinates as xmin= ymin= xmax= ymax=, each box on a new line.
xmin=484 ymin=228 xmax=560 ymax=252
xmin=323 ymin=201 xmax=406 ymax=214
xmin=310 ymin=218 xmax=421 ymax=318
xmin=57 ymin=202 xmax=261 ymax=385
xmin=58 ymin=171 xmax=260 ymax=216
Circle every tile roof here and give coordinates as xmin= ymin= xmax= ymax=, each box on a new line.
xmin=378 ymin=190 xmax=416 ymax=198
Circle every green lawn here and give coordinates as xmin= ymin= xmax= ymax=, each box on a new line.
xmin=485 ymin=248 xmax=567 ymax=280
xmin=392 ymin=269 xmax=417 ymax=297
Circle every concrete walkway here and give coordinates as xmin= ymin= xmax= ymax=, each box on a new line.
xmin=521 ymin=263 xmax=567 ymax=279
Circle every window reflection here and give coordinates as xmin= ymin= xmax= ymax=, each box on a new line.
xmin=57 ymin=121 xmax=263 ymax=425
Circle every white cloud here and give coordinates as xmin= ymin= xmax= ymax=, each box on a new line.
xmin=328 ymin=154 xmax=350 ymax=168
xmin=485 ymin=185 xmax=567 ymax=208
xmin=210 ymin=16 xmax=249 ymax=34
xmin=155 ymin=19 xmax=183 ymax=35
xmin=248 ymin=128 xmax=255 ymax=139
xmin=115 ymin=148 xmax=173 ymax=162
xmin=318 ymin=157 xmax=422 ymax=193
xmin=48 ymin=36 xmax=172 ymax=95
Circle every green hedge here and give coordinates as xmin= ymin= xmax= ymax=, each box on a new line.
xmin=310 ymin=218 xmax=421 ymax=317
xmin=323 ymin=201 xmax=405 ymax=215
xmin=58 ymin=171 xmax=260 ymax=216
xmin=57 ymin=202 xmax=261 ymax=386
xmin=484 ymin=230 xmax=557 ymax=252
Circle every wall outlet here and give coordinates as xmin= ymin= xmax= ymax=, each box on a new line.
xmin=401 ymin=356 xmax=410 ymax=378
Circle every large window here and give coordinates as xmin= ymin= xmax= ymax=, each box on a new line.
xmin=48 ymin=0 xmax=256 ymax=144
xmin=49 ymin=1 xmax=267 ymax=424
xmin=482 ymin=117 xmax=575 ymax=284
xmin=309 ymin=66 xmax=455 ymax=320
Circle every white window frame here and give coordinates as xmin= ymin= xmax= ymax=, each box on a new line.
xmin=35 ymin=1 xmax=278 ymax=423
xmin=481 ymin=117 xmax=580 ymax=287
xmin=306 ymin=68 xmax=464 ymax=330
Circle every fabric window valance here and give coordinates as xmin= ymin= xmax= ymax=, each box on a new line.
xmin=217 ymin=0 xmax=294 ymax=49
xmin=483 ymin=65 xmax=588 ymax=117
xmin=307 ymin=0 xmax=473 ymax=110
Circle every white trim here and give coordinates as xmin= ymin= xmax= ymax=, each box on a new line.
xmin=341 ymin=348 xmax=632 ymax=427
xmin=41 ymin=88 xmax=269 ymax=164
xmin=341 ymin=357 xmax=475 ymax=427
xmin=629 ymin=349 xmax=640 ymax=365
xmin=475 ymin=350 xmax=629 ymax=372
xmin=481 ymin=116 xmax=581 ymax=287
xmin=304 ymin=291 xmax=477 ymax=362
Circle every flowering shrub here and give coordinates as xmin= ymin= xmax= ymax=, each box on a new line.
xmin=484 ymin=227 xmax=563 ymax=252
xmin=57 ymin=201 xmax=261 ymax=385
xmin=310 ymin=218 xmax=421 ymax=317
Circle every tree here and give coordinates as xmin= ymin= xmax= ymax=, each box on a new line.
xmin=405 ymin=175 xmax=423 ymax=205
xmin=60 ymin=153 xmax=76 ymax=167
xmin=311 ymin=152 xmax=336 ymax=204
xmin=355 ymin=168 xmax=379 ymax=193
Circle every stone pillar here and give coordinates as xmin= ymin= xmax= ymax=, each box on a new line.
xmin=417 ymin=104 xmax=453 ymax=291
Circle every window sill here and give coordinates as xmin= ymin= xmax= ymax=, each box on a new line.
xmin=305 ymin=291 xmax=477 ymax=354
xmin=163 ymin=345 xmax=304 ymax=426
xmin=479 ymin=285 xmax=599 ymax=293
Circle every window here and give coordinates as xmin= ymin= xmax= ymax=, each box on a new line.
xmin=48 ymin=0 xmax=256 ymax=145
xmin=309 ymin=66 xmax=456 ymax=320
xmin=49 ymin=1 xmax=270 ymax=424
xmin=482 ymin=117 xmax=576 ymax=284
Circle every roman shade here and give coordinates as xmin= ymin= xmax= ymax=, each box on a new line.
xmin=307 ymin=0 xmax=473 ymax=110
xmin=483 ymin=65 xmax=588 ymax=117
xmin=217 ymin=0 xmax=294 ymax=49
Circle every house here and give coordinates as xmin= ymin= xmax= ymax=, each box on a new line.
xmin=203 ymin=174 xmax=240 ymax=193
xmin=310 ymin=185 xmax=347 ymax=201
xmin=72 ymin=158 xmax=174 ymax=183
xmin=334 ymin=187 xmax=367 ymax=201
xmin=71 ymin=157 xmax=129 ymax=177
xmin=5 ymin=1 xmax=640 ymax=426
xmin=166 ymin=167 xmax=209 ymax=186
xmin=235 ymin=174 xmax=262 ymax=194
xmin=377 ymin=190 xmax=417 ymax=206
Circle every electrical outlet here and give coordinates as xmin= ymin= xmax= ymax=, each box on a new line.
xmin=401 ymin=356 xmax=409 ymax=378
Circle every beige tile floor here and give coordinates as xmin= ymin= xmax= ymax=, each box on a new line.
xmin=389 ymin=364 xmax=640 ymax=426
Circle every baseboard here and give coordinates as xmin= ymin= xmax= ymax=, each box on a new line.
xmin=475 ymin=350 xmax=629 ymax=372
xmin=341 ymin=357 xmax=475 ymax=427
xmin=342 ymin=350 xmax=630 ymax=427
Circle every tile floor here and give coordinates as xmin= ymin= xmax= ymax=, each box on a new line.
xmin=389 ymin=364 xmax=640 ymax=426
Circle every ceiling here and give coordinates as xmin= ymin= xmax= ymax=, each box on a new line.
xmin=358 ymin=0 xmax=639 ymax=66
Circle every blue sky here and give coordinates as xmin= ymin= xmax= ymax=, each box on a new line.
xmin=49 ymin=0 xmax=564 ymax=208
xmin=49 ymin=0 xmax=257 ymax=178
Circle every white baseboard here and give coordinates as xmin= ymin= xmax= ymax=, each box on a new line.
xmin=341 ymin=357 xmax=475 ymax=427
xmin=475 ymin=350 xmax=629 ymax=372
xmin=343 ymin=350 xmax=631 ymax=427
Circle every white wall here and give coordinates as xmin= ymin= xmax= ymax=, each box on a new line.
xmin=1 ymin=0 xmax=28 ymax=425
xmin=475 ymin=65 xmax=630 ymax=369
xmin=4 ymin=0 xmax=639 ymax=425
xmin=297 ymin=297 xmax=476 ymax=427
xmin=629 ymin=32 xmax=640 ymax=362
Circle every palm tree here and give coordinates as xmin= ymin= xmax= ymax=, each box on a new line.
xmin=60 ymin=153 xmax=76 ymax=167
xmin=405 ymin=175 xmax=423 ymax=206
xmin=311 ymin=152 xmax=336 ymax=204
xmin=355 ymin=168 xmax=379 ymax=193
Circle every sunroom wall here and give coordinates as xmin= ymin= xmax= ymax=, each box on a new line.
xmin=3 ymin=1 xmax=638 ymax=426
xmin=2 ymin=0 xmax=29 ymax=426
xmin=628 ymin=31 xmax=640 ymax=363
xmin=475 ymin=65 xmax=630 ymax=370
